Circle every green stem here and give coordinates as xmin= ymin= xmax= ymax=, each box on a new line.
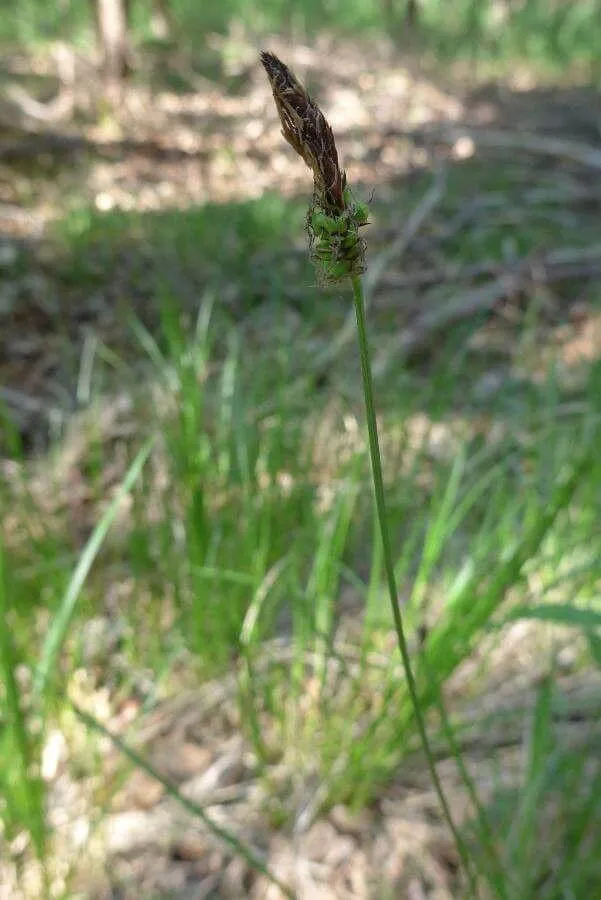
xmin=432 ymin=679 xmax=508 ymax=899
xmin=71 ymin=702 xmax=296 ymax=899
xmin=350 ymin=275 xmax=478 ymax=897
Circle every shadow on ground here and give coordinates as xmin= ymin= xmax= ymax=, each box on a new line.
xmin=1 ymin=36 xmax=601 ymax=457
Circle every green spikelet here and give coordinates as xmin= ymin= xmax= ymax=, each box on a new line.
xmin=307 ymin=188 xmax=369 ymax=284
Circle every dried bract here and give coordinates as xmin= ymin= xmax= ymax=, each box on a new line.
xmin=260 ymin=50 xmax=346 ymax=215
xmin=261 ymin=51 xmax=369 ymax=284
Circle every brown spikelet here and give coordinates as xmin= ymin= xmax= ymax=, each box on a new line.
xmin=260 ymin=50 xmax=346 ymax=215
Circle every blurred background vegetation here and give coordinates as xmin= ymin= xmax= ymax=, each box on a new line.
xmin=1 ymin=1 xmax=601 ymax=898
xmin=3 ymin=0 xmax=601 ymax=69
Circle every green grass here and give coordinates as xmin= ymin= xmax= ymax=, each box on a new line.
xmin=0 ymin=542 xmax=49 ymax=888
xmin=2 ymin=261 xmax=601 ymax=894
xmin=417 ymin=0 xmax=601 ymax=69
xmin=2 ymin=78 xmax=601 ymax=894
xmin=52 ymin=195 xmax=311 ymax=319
xmin=3 ymin=0 xmax=601 ymax=73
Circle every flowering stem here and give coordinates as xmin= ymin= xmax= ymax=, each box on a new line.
xmin=350 ymin=274 xmax=478 ymax=897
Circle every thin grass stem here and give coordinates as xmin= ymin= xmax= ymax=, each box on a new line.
xmin=71 ymin=702 xmax=296 ymax=900
xmin=350 ymin=274 xmax=479 ymax=898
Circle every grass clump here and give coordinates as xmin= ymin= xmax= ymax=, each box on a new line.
xmin=2 ymin=277 xmax=600 ymax=897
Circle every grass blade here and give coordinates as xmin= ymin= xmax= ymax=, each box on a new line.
xmin=70 ymin=701 xmax=296 ymax=899
xmin=502 ymin=603 xmax=601 ymax=630
xmin=0 ymin=540 xmax=47 ymax=866
xmin=34 ymin=438 xmax=154 ymax=696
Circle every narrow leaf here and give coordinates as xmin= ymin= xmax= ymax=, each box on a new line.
xmin=503 ymin=603 xmax=601 ymax=630
xmin=35 ymin=439 xmax=154 ymax=696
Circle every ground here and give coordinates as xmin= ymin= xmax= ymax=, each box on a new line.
xmin=1 ymin=30 xmax=601 ymax=900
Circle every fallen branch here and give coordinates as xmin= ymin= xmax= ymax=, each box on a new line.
xmin=363 ymin=164 xmax=447 ymax=300
xmin=373 ymin=243 xmax=601 ymax=377
xmin=379 ymin=242 xmax=601 ymax=291
xmin=393 ymin=124 xmax=601 ymax=172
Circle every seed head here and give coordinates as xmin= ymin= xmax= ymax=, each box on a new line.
xmin=261 ymin=51 xmax=368 ymax=284
xmin=260 ymin=50 xmax=346 ymax=215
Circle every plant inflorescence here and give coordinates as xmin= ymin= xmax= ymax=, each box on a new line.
xmin=260 ymin=50 xmax=369 ymax=284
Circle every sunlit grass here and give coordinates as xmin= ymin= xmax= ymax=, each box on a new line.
xmin=2 ymin=274 xmax=601 ymax=894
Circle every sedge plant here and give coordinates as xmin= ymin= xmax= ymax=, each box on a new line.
xmin=260 ymin=50 xmax=478 ymax=892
